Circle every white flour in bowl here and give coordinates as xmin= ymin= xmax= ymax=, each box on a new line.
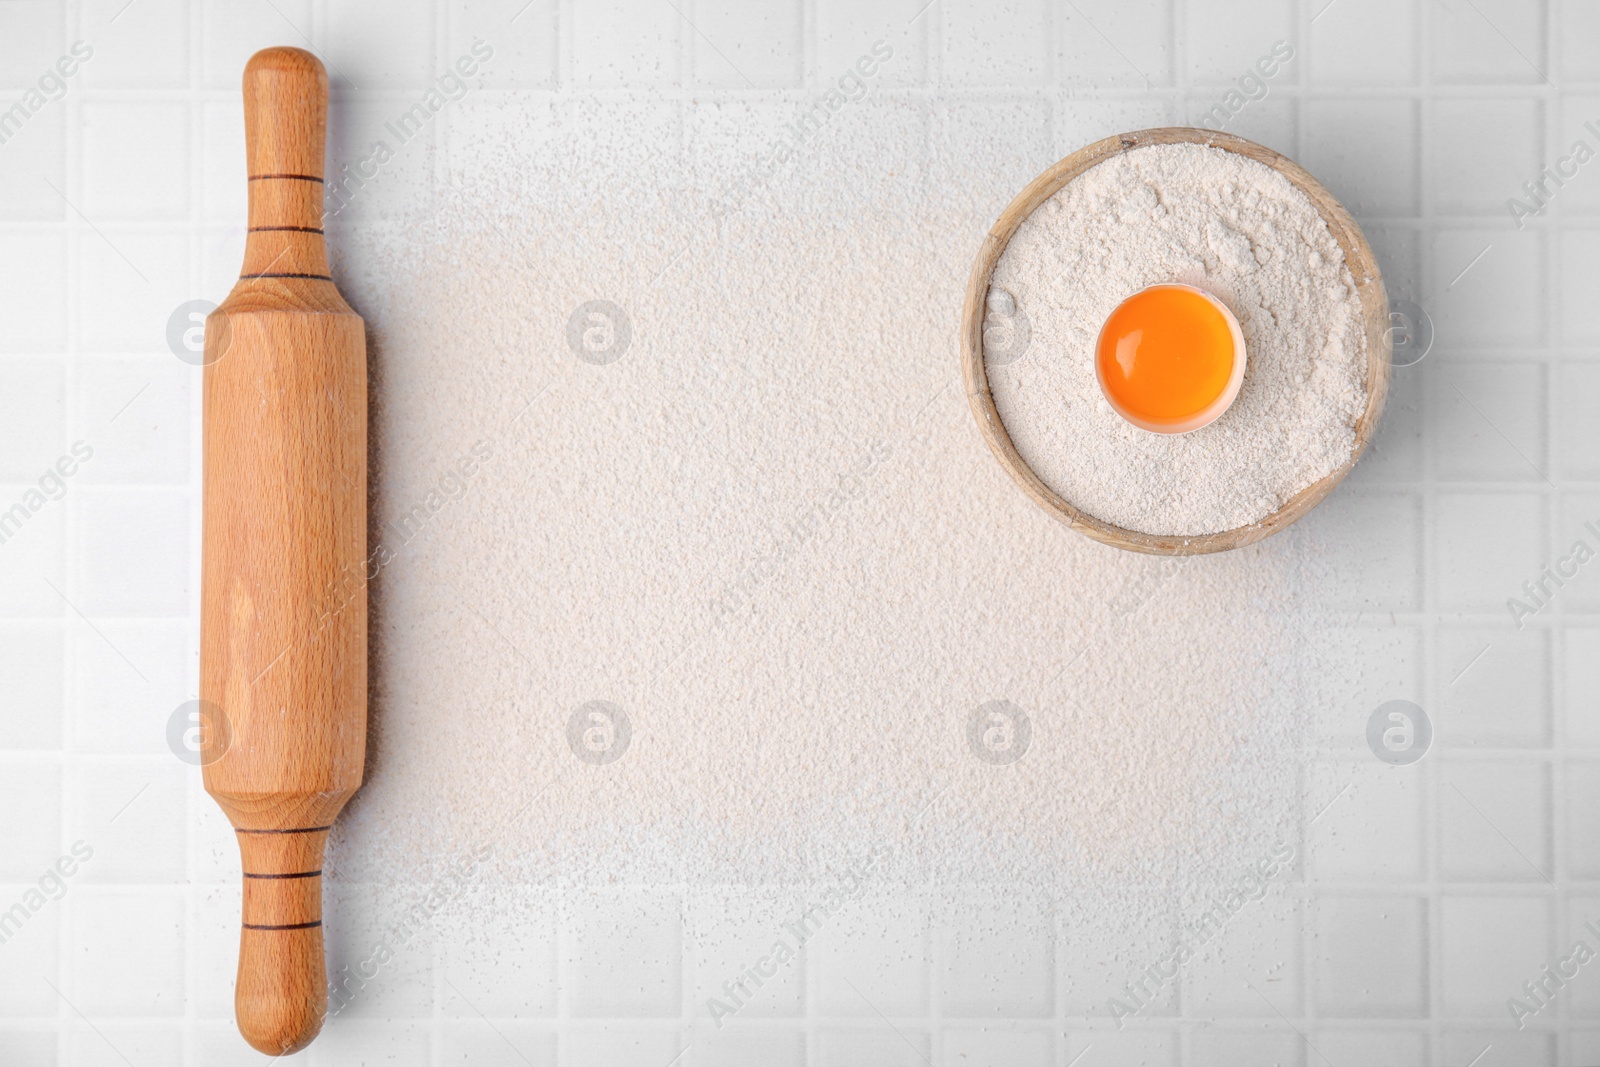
xmin=984 ymin=141 xmax=1370 ymax=537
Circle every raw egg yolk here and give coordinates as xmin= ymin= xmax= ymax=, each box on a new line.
xmin=1097 ymin=285 xmax=1235 ymax=425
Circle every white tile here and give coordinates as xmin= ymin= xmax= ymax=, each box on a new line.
xmin=68 ymin=888 xmax=185 ymax=1015
xmin=1309 ymin=622 xmax=1390 ymax=715
xmin=816 ymin=1028 xmax=930 ymax=1067
xmin=68 ymin=619 xmax=186 ymax=754
xmin=564 ymin=1029 xmax=686 ymax=1067
xmin=1429 ymin=98 xmax=1541 ymax=215
xmin=79 ymin=0 xmax=189 ymax=89
xmin=324 ymin=95 xmax=440 ymax=226
xmin=0 ymin=107 xmax=66 ymax=222
xmin=813 ymin=894 xmax=928 ymax=1017
xmin=783 ymin=95 xmax=927 ymax=215
xmin=1060 ymin=0 xmax=1173 ymax=89
xmin=1186 ymin=1030 xmax=1302 ymax=1067
xmin=0 ymin=762 xmax=61 ymax=879
xmin=1570 ymin=629 xmax=1600 ymax=746
xmin=1200 ymin=96 xmax=1297 ymax=158
xmin=1298 ymin=490 xmax=1422 ymax=612
xmin=0 ymin=1031 xmax=55 ymax=1066
xmin=1368 ymin=223 xmax=1423 ymax=296
xmin=64 ymin=1025 xmax=183 ymax=1067
xmin=0 ymin=623 xmax=63 ymax=749
xmin=0 ymin=229 xmax=66 ymax=353
xmin=0 ymin=494 xmax=65 ymax=616
xmin=1432 ymin=0 xmax=1548 ymax=84
xmin=1302 ymin=98 xmax=1419 ymax=218
xmin=1310 ymin=1030 xmax=1427 ymax=1067
xmin=201 ymin=100 xmax=246 ymax=224
xmin=1556 ymin=493 xmax=1600 ymax=612
xmin=690 ymin=2 xmax=803 ymax=89
xmin=0 ymin=1 xmax=64 ymax=88
xmin=78 ymin=230 xmax=190 ymax=353
xmin=0 ymin=900 xmax=57 ymax=1015
xmin=1563 ymin=896 xmax=1600 ymax=1017
xmin=1309 ymin=0 xmax=1417 ymax=85
xmin=1556 ymin=363 xmax=1600 ymax=480
xmin=452 ymin=0 xmax=556 ymax=90
xmin=1312 ymin=895 xmax=1427 ymax=1016
xmin=1439 ymin=629 xmax=1550 ymax=747
xmin=1061 ymin=911 xmax=1178 ymax=1020
xmin=437 ymin=1023 xmax=556 ymax=1066
xmin=1564 ymin=2 xmax=1600 ymax=80
xmin=1556 ymin=95 xmax=1600 ymax=216
xmin=0 ymin=358 xmax=63 ymax=480
xmin=323 ymin=0 xmax=438 ymax=91
xmin=73 ymin=357 xmax=191 ymax=485
xmin=1434 ymin=362 xmax=1546 ymax=481
xmin=1574 ymin=1031 xmax=1600 ymax=1067
xmin=82 ymin=102 xmax=190 ymax=221
xmin=193 ymin=885 xmax=241 ymax=1019
xmin=690 ymin=894 xmax=805 ymax=1019
xmin=928 ymin=99 xmax=1053 ymax=223
xmin=680 ymin=96 xmax=784 ymax=209
xmin=1349 ymin=361 xmax=1424 ymax=483
xmin=1441 ymin=761 xmax=1552 ymax=881
xmin=1062 ymin=1030 xmax=1175 ymax=1067
xmin=1183 ymin=0 xmax=1291 ymax=84
xmin=1438 ymin=1029 xmax=1552 ymax=1066
xmin=565 ymin=96 xmax=683 ymax=195
xmin=1562 ymin=231 xmax=1600 ymax=341
xmin=1307 ymin=762 xmax=1426 ymax=881
xmin=321 ymin=880 xmax=438 ymax=1021
xmin=937 ymin=899 xmax=1052 ymax=1016
xmin=192 ymin=798 xmax=241 ymax=886
xmin=566 ymin=891 xmax=682 ymax=1015
xmin=817 ymin=0 xmax=924 ymax=88
xmin=69 ymin=762 xmax=187 ymax=883
xmin=74 ymin=488 xmax=188 ymax=617
xmin=200 ymin=0 xmax=314 ymax=89
xmin=1439 ymin=897 xmax=1550 ymax=1016
xmin=939 ymin=0 xmax=1050 ymax=87
xmin=1182 ymin=895 xmax=1302 ymax=1017
xmin=1055 ymin=98 xmax=1178 ymax=157
xmin=940 ymin=1028 xmax=1052 ymax=1067
xmin=1435 ymin=491 xmax=1543 ymax=612
xmin=1570 ymin=768 xmax=1600 ymax=879
xmin=573 ymin=0 xmax=681 ymax=88
xmin=1430 ymin=229 xmax=1544 ymax=347
xmin=693 ymin=1030 xmax=806 ymax=1067
xmin=307 ymin=1019 xmax=433 ymax=1066
xmin=440 ymin=887 xmax=558 ymax=1017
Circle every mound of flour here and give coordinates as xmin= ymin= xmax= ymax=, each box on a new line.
xmin=985 ymin=142 xmax=1369 ymax=537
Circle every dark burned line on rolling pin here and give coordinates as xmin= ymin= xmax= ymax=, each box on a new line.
xmin=242 ymin=921 xmax=324 ymax=931
xmin=235 ymin=825 xmax=334 ymax=835
xmin=244 ymin=870 xmax=323 ymax=880
xmin=248 ymin=173 xmax=324 ymax=182
xmin=249 ymin=225 xmax=324 ymax=233
xmin=239 ymin=273 xmax=333 ymax=280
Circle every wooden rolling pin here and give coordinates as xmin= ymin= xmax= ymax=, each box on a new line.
xmin=201 ymin=46 xmax=366 ymax=1056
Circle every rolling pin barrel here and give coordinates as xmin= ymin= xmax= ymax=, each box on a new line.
xmin=201 ymin=46 xmax=367 ymax=1057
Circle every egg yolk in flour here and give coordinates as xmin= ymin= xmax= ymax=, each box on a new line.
xmin=1095 ymin=283 xmax=1241 ymax=434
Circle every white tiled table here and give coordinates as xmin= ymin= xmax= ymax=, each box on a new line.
xmin=2 ymin=0 xmax=1598 ymax=1064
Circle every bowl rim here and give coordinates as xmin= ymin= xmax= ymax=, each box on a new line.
xmin=1092 ymin=282 xmax=1249 ymax=436
xmin=960 ymin=126 xmax=1393 ymax=556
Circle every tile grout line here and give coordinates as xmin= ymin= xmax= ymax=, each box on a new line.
xmin=61 ymin=0 xmax=83 ymax=1053
xmin=1417 ymin=0 xmax=1442 ymax=1059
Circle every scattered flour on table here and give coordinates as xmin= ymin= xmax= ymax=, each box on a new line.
xmin=986 ymin=142 xmax=1369 ymax=537
xmin=321 ymin=105 xmax=1331 ymax=949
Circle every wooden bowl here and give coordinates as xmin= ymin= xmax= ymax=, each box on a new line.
xmin=961 ymin=127 xmax=1392 ymax=555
